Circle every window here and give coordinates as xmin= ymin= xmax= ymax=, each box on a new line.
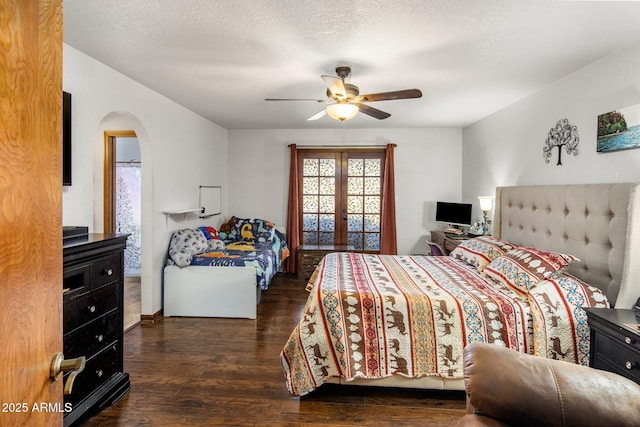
xmin=298 ymin=149 xmax=385 ymax=252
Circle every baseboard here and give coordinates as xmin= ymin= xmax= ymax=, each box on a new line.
xmin=141 ymin=309 xmax=163 ymax=325
xmin=124 ymin=320 xmax=141 ymax=333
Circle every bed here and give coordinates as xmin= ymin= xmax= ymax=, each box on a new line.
xmin=281 ymin=183 xmax=640 ymax=396
xmin=163 ymin=218 xmax=289 ymax=319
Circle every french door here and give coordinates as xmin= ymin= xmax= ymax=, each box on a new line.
xmin=298 ymin=149 xmax=385 ymax=252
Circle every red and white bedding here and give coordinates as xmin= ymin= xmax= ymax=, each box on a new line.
xmin=281 ymin=250 xmax=607 ymax=396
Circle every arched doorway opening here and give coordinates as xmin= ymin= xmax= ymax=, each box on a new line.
xmin=104 ymin=130 xmax=142 ymax=330
xmin=95 ymin=112 xmax=152 ymax=332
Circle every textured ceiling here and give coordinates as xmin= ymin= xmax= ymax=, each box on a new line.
xmin=63 ymin=0 xmax=640 ymax=130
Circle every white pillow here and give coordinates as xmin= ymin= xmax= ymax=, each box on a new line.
xmin=168 ymin=228 xmax=208 ymax=267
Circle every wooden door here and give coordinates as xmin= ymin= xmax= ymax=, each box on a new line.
xmin=103 ymin=130 xmax=137 ymax=234
xmin=0 ymin=1 xmax=64 ymax=426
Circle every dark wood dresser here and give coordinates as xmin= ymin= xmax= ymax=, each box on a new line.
xmin=62 ymin=233 xmax=130 ymax=426
xmin=296 ymin=244 xmax=355 ymax=280
xmin=585 ymin=308 xmax=640 ymax=385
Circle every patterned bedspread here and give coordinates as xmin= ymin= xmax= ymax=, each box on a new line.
xmin=280 ymin=252 xmax=604 ymax=396
xmin=186 ymin=232 xmax=289 ymax=290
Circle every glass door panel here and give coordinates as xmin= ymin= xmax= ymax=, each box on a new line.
xmin=345 ymin=156 xmax=382 ymax=251
xmin=301 ymin=154 xmax=340 ymax=245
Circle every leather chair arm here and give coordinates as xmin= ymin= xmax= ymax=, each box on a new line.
xmin=459 ymin=343 xmax=640 ymax=427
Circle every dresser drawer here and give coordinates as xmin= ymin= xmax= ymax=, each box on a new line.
xmin=300 ymin=252 xmax=325 ymax=268
xmin=63 ymin=263 xmax=91 ymax=296
xmin=64 ymin=284 xmax=119 ymax=334
xmin=430 ymin=231 xmax=445 ymax=247
xmin=64 ymin=311 xmax=119 ymax=360
xmin=443 ymin=239 xmax=459 ymax=253
xmin=591 ymin=331 xmax=640 ymax=383
xmin=65 ymin=344 xmax=119 ymax=407
xmin=92 ymin=253 xmax=121 ymax=288
xmin=297 ymin=252 xmax=325 ymax=280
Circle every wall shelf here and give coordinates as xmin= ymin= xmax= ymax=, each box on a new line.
xmin=162 ymin=185 xmax=221 ymax=225
xmin=162 ymin=208 xmax=204 ymax=225
xmin=162 ymin=208 xmax=203 ymax=215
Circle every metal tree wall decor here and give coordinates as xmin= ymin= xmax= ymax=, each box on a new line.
xmin=543 ymin=118 xmax=580 ymax=165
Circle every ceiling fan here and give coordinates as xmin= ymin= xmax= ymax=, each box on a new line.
xmin=265 ymin=66 xmax=422 ymax=122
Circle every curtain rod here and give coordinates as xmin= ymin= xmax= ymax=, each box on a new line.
xmin=288 ymin=144 xmax=396 ymax=148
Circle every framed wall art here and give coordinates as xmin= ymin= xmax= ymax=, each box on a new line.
xmin=597 ymin=103 xmax=640 ymax=152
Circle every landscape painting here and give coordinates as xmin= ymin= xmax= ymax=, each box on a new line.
xmin=597 ymin=103 xmax=640 ymax=152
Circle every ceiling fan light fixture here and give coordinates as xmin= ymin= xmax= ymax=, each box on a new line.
xmin=326 ymin=103 xmax=359 ymax=121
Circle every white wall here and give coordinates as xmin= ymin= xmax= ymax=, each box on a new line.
xmin=463 ymin=41 xmax=640 ymax=213
xmin=227 ymin=128 xmax=463 ymax=255
xmin=63 ymin=45 xmax=228 ymax=315
xmin=61 ymin=36 xmax=640 ymax=313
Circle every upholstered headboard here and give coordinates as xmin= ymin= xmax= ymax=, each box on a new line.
xmin=493 ymin=183 xmax=640 ymax=308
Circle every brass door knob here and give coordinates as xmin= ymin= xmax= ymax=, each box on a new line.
xmin=50 ymin=353 xmax=86 ymax=395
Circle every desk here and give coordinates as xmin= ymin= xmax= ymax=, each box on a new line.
xmin=430 ymin=230 xmax=471 ymax=255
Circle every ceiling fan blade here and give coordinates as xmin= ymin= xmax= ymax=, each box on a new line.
xmin=307 ymin=109 xmax=327 ymax=121
xmin=355 ymin=89 xmax=422 ymax=103
xmin=265 ymin=98 xmax=326 ymax=102
xmin=321 ymin=75 xmax=346 ymax=98
xmin=356 ymin=103 xmax=391 ymax=120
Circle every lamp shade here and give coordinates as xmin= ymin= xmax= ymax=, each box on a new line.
xmin=326 ymin=103 xmax=359 ymax=121
xmin=478 ymin=196 xmax=493 ymax=212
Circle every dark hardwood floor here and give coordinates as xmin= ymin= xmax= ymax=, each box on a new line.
xmin=80 ymin=273 xmax=466 ymax=426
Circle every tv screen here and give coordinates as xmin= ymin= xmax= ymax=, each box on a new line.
xmin=62 ymin=91 xmax=71 ymax=186
xmin=435 ymin=201 xmax=472 ymax=226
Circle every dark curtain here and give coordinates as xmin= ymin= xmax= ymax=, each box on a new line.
xmin=285 ymin=144 xmax=300 ymax=273
xmin=380 ymin=144 xmax=397 ymax=254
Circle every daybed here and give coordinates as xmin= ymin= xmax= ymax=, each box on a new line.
xmin=281 ymin=183 xmax=640 ymax=396
xmin=163 ymin=217 xmax=289 ymax=319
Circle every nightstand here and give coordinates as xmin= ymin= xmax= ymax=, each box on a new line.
xmin=585 ymin=308 xmax=640 ymax=385
xmin=296 ymin=244 xmax=355 ymax=281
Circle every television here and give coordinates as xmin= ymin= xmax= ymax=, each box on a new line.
xmin=435 ymin=201 xmax=472 ymax=227
xmin=62 ymin=91 xmax=71 ymax=186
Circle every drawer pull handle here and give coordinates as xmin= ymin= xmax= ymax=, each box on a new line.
xmin=625 ymin=336 xmax=632 ymax=345
xmin=50 ymin=353 xmax=86 ymax=395
xmin=87 ymin=305 xmax=96 ymax=313
xmin=96 ymin=334 xmax=104 ymax=342
xmin=103 ymin=268 xmax=113 ymax=276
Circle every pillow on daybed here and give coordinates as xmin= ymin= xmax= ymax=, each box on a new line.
xmin=483 ymin=246 xmax=578 ymax=295
xmin=198 ymin=226 xmax=225 ymax=252
xmin=168 ymin=228 xmax=209 ymax=267
xmin=223 ymin=216 xmax=276 ymax=243
xmin=528 ymin=273 xmax=609 ymax=365
xmin=449 ymin=235 xmax=518 ymax=272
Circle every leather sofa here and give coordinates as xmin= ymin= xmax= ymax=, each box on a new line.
xmin=458 ymin=343 xmax=640 ymax=427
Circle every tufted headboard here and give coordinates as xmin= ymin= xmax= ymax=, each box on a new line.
xmin=493 ymin=183 xmax=640 ymax=308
